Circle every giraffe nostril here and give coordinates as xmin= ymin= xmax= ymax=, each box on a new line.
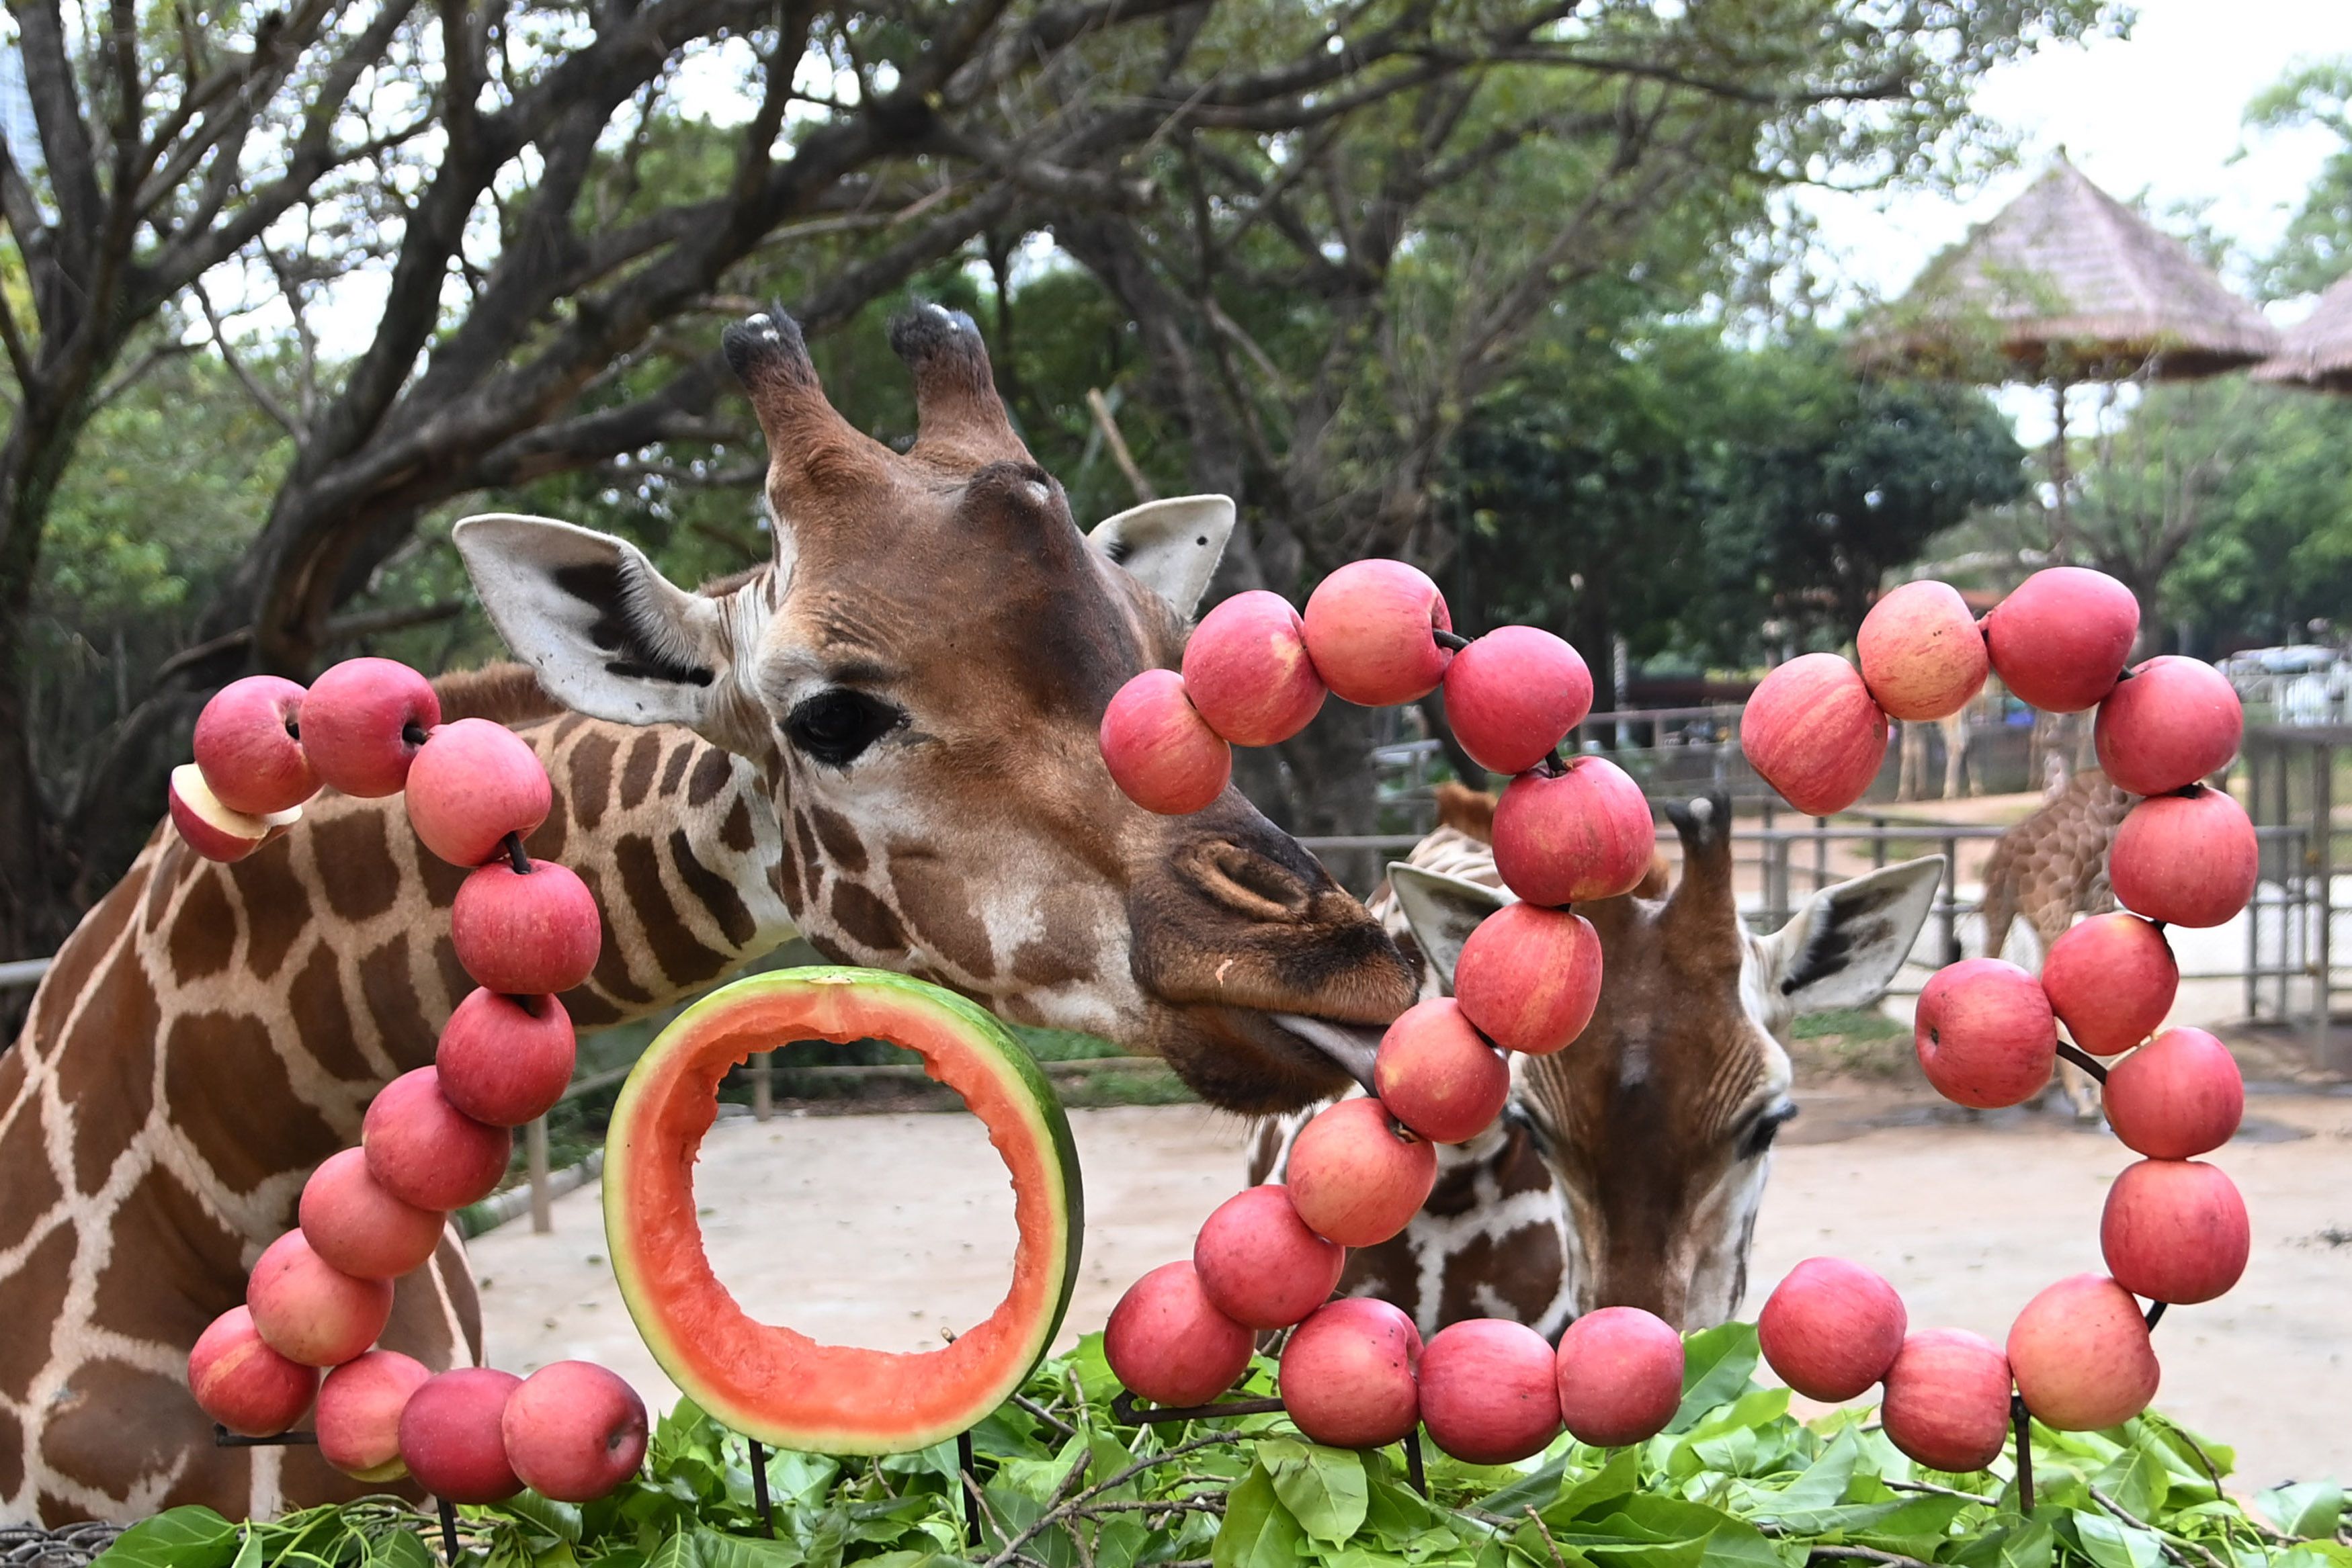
xmin=1191 ymin=842 xmax=1312 ymax=917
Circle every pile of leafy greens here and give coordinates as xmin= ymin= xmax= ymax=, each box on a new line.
xmin=93 ymin=1327 xmax=2341 ymax=1568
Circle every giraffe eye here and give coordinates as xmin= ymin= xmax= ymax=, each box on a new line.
xmin=1738 ymin=1100 xmax=1798 ymax=1160
xmin=783 ymin=689 xmax=902 ymax=767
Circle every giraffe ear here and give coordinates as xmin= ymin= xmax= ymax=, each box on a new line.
xmin=1088 ymin=495 xmax=1234 ymax=617
xmin=454 ymin=513 xmax=736 ymax=728
xmin=1763 ymin=855 xmax=1944 ymax=1012
xmin=1386 ymin=863 xmax=1513 ymax=994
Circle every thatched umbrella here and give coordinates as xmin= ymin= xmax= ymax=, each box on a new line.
xmin=2254 ymin=271 xmax=2352 ymax=392
xmin=1860 ymin=155 xmax=2279 ymax=532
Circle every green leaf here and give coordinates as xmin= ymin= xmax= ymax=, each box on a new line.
xmin=1216 ymin=1464 xmax=1306 ymax=1568
xmin=499 ymin=1493 xmax=587 ymax=1544
xmin=95 ymin=1509 xmax=242 ymax=1568
xmin=1668 ymin=1324 xmax=1760 ymax=1434
xmin=2070 ymin=1511 xmax=2165 ymax=1568
xmin=1542 ymin=1448 xmax=1643 ymax=1526
xmin=2093 ymin=1444 xmax=2169 ymax=1522
xmin=689 ymin=1530 xmax=798 ymax=1568
xmin=1259 ymin=1439 xmax=1370 ymax=1544
xmin=364 ymin=1530 xmax=436 ymax=1568
xmin=1763 ymin=1428 xmax=1863 ymax=1515
xmin=644 ymin=1528 xmax=699 ymax=1568
xmin=2257 ymin=1481 xmax=2345 ymax=1539
xmin=1950 ymin=1516 xmax=2054 ymax=1568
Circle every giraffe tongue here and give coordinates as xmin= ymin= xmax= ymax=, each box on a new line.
xmin=1271 ymin=1014 xmax=1384 ymax=1094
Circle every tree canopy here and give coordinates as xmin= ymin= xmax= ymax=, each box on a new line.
xmin=0 ymin=0 xmax=2123 ymax=975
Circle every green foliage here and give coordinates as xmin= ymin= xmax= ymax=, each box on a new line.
xmin=95 ymin=1327 xmax=2314 ymax=1568
xmin=1447 ymin=327 xmax=2025 ymax=668
xmin=2244 ymin=59 xmax=2352 ymax=300
xmin=2147 ymin=381 xmax=2352 ymax=646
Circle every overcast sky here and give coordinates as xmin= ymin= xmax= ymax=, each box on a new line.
xmin=1794 ymin=0 xmax=2352 ymax=439
xmin=1803 ymin=0 xmax=2352 ymax=310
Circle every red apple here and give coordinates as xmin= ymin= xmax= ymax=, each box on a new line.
xmin=1278 ymin=1297 xmax=1422 ymax=1448
xmin=1193 ymin=1184 xmax=1347 ymax=1331
xmin=1857 ymin=581 xmax=1989 ymax=722
xmin=300 ymin=1146 xmax=448 ymax=1280
xmin=1982 ymin=568 xmax=2140 ymax=713
xmin=1373 ymin=998 xmax=1511 ymax=1143
xmin=1099 ymin=668 xmax=1232 ymax=814
xmin=1418 ymin=1317 xmax=1562 ymax=1465
xmin=1454 ymin=902 xmax=1602 ymax=1055
xmin=1104 ymin=1261 xmax=1254 ymax=1406
xmin=2104 ymin=1027 xmax=2243 ymax=1159
xmin=1441 ymin=627 xmax=1594 ymax=775
xmin=364 ymin=1067 xmax=514 ymax=1211
xmin=194 ymin=676 xmax=317 ymax=816
xmin=405 ymin=717 xmax=554 ymax=869
xmin=167 ymin=764 xmax=300 ymax=864
xmin=1284 ymin=1096 xmax=1439 ymax=1247
xmin=246 ymin=1230 xmax=395 ymax=1368
xmin=2041 ymin=914 xmax=2176 ymax=1056
xmin=2007 ymin=1274 xmax=2159 ymax=1431
xmin=1553 ymin=1306 xmax=1684 ymax=1447
xmin=1742 ymin=654 xmax=1889 ymax=817
xmin=1301 ymin=560 xmax=1454 ymax=706
xmin=2109 ymin=786 xmax=2258 ymax=928
xmin=1491 ymin=757 xmax=1654 ymax=907
xmin=503 ymin=1360 xmax=650 ymax=1502
xmin=1879 ymin=1328 xmax=2012 ymax=1472
xmin=399 ymin=1367 xmax=525 ymax=1504
xmin=1181 ymin=591 xmax=1327 ymax=746
xmin=1757 ymin=1257 xmax=1907 ymax=1403
xmin=2101 ymin=1159 xmax=2249 ymax=1305
xmin=300 ymin=657 xmax=442 ymax=798
xmin=187 ymin=1305 xmax=319 ymax=1437
xmin=317 ymin=1350 xmax=432 ymax=1481
xmin=435 ymin=990 xmax=577 ymax=1127
xmin=2095 ymin=656 xmax=2243 ymax=797
xmin=1913 ymin=958 xmax=2056 ymax=1108
xmin=452 ymin=860 xmax=603 ymax=996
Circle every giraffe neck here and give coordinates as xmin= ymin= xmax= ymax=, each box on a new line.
xmin=0 ymin=679 xmax=793 ymax=1524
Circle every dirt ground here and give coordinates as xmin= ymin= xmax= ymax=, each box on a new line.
xmin=471 ymin=1083 xmax=2352 ymax=1493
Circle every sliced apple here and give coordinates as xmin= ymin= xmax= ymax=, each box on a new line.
xmin=169 ymin=763 xmax=273 ymax=862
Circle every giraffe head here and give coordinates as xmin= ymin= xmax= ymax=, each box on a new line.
xmin=456 ymin=307 xmax=1415 ymax=1114
xmin=1390 ymin=793 xmax=1943 ymax=1327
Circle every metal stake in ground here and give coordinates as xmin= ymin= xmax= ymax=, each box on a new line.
xmin=437 ymin=1497 xmax=460 ymax=1566
xmin=958 ymin=1428 xmax=980 ymax=1549
xmin=748 ymin=1438 xmax=775 ymax=1538
xmin=2011 ymin=1395 xmax=2035 ymax=1514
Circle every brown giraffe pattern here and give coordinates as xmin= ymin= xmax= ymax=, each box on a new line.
xmin=0 ymin=670 xmax=794 ymax=1525
xmin=1253 ymin=785 xmax=1943 ymax=1339
xmin=1975 ymin=768 xmax=2136 ymax=1118
xmin=1978 ymin=768 xmax=2135 ymax=965
xmin=1 ymin=307 xmax=1423 ymax=1525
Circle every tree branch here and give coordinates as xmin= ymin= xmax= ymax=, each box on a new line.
xmin=190 ymin=281 xmax=305 ymax=443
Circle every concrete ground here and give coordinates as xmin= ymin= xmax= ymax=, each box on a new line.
xmin=472 ymin=1093 xmax=2352 ymax=1492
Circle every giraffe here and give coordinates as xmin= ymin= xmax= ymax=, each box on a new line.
xmin=0 ymin=306 xmax=1421 ymax=1526
xmin=1976 ymin=767 xmax=2136 ymax=1119
xmin=1251 ymin=783 xmax=1943 ymax=1337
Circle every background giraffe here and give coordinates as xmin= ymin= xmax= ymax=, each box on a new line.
xmin=0 ymin=308 xmax=1422 ymax=1525
xmin=1252 ymin=785 xmax=1942 ymax=1337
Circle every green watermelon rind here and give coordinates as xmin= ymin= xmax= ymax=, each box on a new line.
xmin=602 ymin=965 xmax=1083 ymax=1454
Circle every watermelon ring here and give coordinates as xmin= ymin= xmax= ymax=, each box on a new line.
xmin=603 ymin=967 xmax=1084 ymax=1454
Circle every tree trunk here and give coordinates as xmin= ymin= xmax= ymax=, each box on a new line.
xmin=0 ymin=398 xmax=104 ymax=1035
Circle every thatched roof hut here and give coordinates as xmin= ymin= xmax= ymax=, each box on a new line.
xmin=1861 ymin=157 xmax=2279 ymax=382
xmin=2255 ymin=271 xmax=2352 ymax=392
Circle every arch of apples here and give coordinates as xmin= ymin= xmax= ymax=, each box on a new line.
xmin=173 ymin=658 xmax=648 ymax=1506
xmin=1097 ymin=561 xmax=2253 ymax=1474
xmin=1097 ymin=561 xmax=1691 ymax=1465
